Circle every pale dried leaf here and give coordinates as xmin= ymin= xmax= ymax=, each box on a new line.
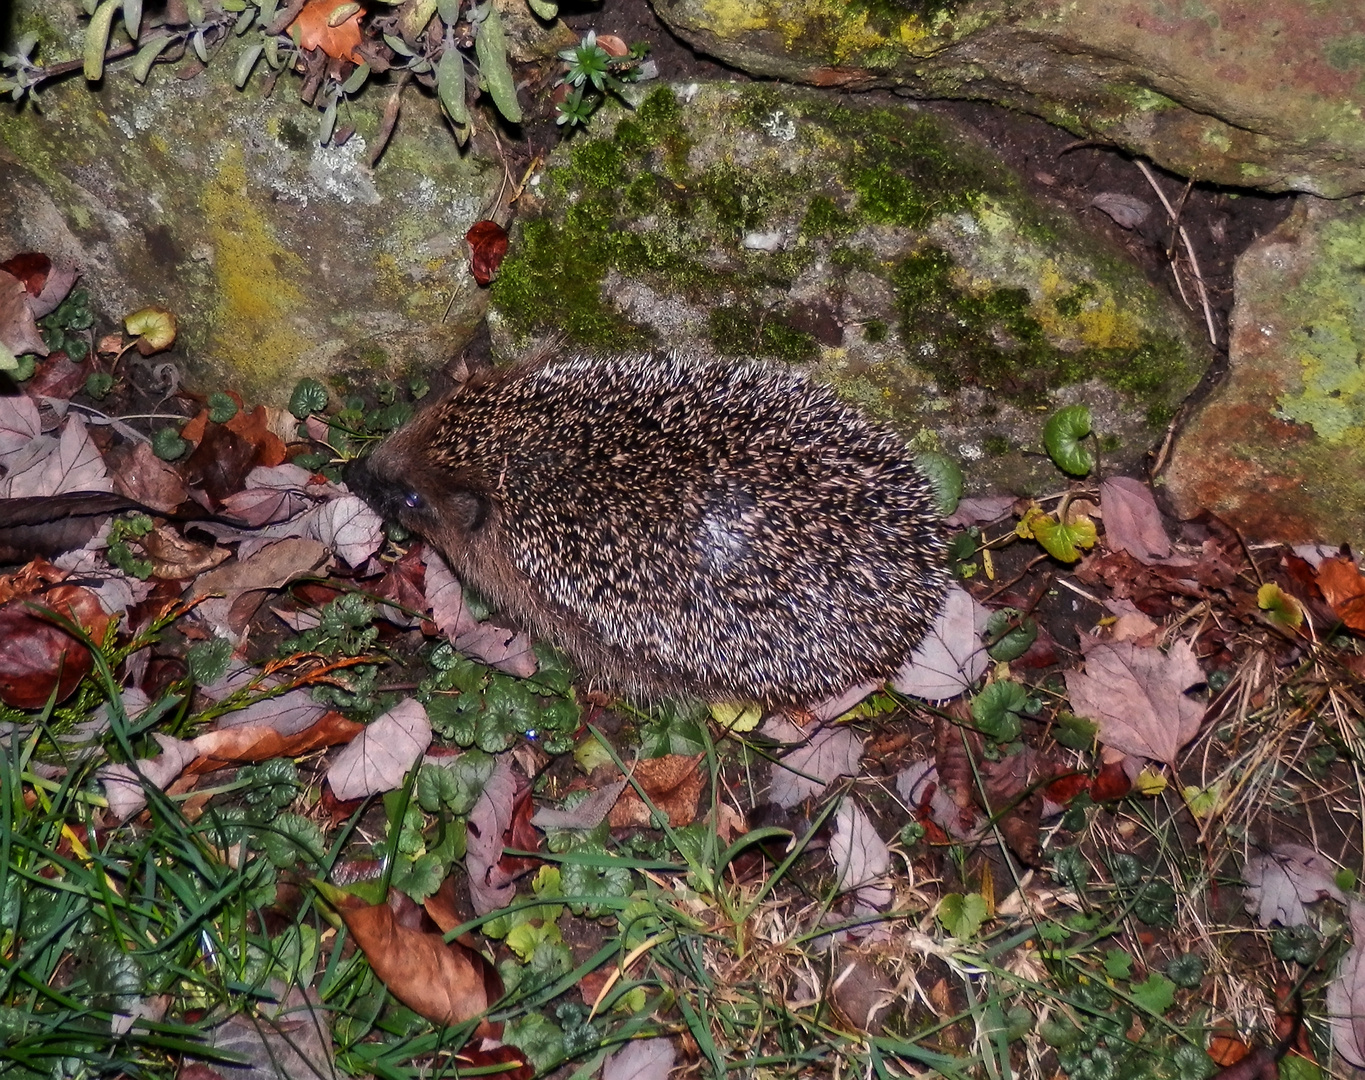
xmin=219 ymin=485 xmax=313 ymax=527
xmin=99 ymin=733 xmax=196 ymax=821
xmin=1243 ymin=843 xmax=1346 ymax=928
xmin=1063 ymin=639 xmax=1205 ymax=765
xmin=830 ymin=798 xmax=891 ymax=901
xmin=811 ymin=676 xmax=881 ymax=722
xmin=0 ymin=416 xmax=112 ymax=498
xmin=1099 ymin=477 xmax=1171 ymax=563
xmin=0 ymin=394 xmax=41 ymax=465
xmin=327 ymin=699 xmax=432 ymax=800
xmin=765 ymin=717 xmax=864 ymax=809
xmin=531 ymin=779 xmax=627 ymax=831
xmin=188 ymin=537 xmax=329 ymax=603
xmin=602 ymin=1037 xmax=676 ymax=1080
xmin=313 ymin=494 xmax=385 ymax=567
xmin=944 ymin=495 xmax=1017 ymax=528
xmin=466 ymin=755 xmax=520 ymax=915
xmin=1330 ymin=901 xmax=1365 ymax=1067
xmin=204 ymin=982 xmax=335 ymax=1080
xmin=892 ymin=584 xmax=990 ymax=701
xmin=214 ymin=688 xmax=330 ymax=737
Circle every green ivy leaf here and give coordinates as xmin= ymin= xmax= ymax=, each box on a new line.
xmin=1052 ymin=711 xmax=1097 ymax=751
xmin=970 ymin=680 xmax=1027 ymax=742
xmin=1128 ymin=973 xmax=1176 ymax=1015
xmin=85 ymin=372 xmax=114 ymax=400
xmin=392 ymin=852 xmax=446 ymax=902
xmin=151 ymin=426 xmax=188 ymax=461
xmin=914 ymin=451 xmax=963 ymax=517
xmin=1043 ymin=404 xmax=1093 ymax=476
xmin=1020 ymin=505 xmax=1096 ymax=563
xmin=937 ymin=892 xmax=988 ymax=939
xmin=259 ymin=812 xmax=326 ymax=868
xmin=985 ymin=607 xmax=1037 ymax=662
xmin=288 ymin=377 xmax=329 ymax=419
xmin=474 ymin=3 xmax=522 ymax=123
xmin=1165 ymin=953 xmax=1204 ymax=989
xmin=1103 ymin=948 xmax=1133 ymax=979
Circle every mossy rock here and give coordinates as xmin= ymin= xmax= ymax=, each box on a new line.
xmin=489 ymin=81 xmax=1208 ymax=495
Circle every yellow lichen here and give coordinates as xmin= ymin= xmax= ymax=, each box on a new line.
xmin=201 ymin=146 xmax=306 ymax=389
xmin=699 ymin=0 xmax=771 ymax=35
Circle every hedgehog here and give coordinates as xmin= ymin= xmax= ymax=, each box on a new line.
xmin=345 ymin=353 xmax=948 ymax=706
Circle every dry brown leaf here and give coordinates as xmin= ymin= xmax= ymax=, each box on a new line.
xmin=140 ymin=526 xmax=230 ymax=581
xmin=0 ymin=395 xmax=42 ymax=466
xmin=602 ymin=1038 xmax=676 ymax=1080
xmin=532 ymin=779 xmax=627 ymax=831
xmin=186 ymin=711 xmax=363 ymax=773
xmin=609 ymin=754 xmax=705 ymax=827
xmin=0 ymin=583 xmax=112 ymax=708
xmin=99 ymin=733 xmax=198 ymax=821
xmin=111 ymin=440 xmax=189 ymax=513
xmin=289 ymin=0 xmax=364 ymax=62
xmin=0 ymin=416 xmax=112 ymax=498
xmin=980 ymin=748 xmax=1044 ymax=866
xmin=1063 ymin=638 xmax=1204 ymax=766
xmin=830 ymin=797 xmax=891 ymax=913
xmin=203 ymin=982 xmax=333 ymax=1079
xmin=1099 ymin=477 xmax=1171 ymax=563
xmin=326 ymin=699 xmax=432 ymax=800
xmin=1316 ymin=555 xmax=1365 ymax=631
xmin=425 ymin=552 xmax=537 ymax=677
xmin=331 ymin=888 xmax=502 ymax=1035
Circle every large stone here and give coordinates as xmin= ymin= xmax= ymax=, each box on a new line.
xmin=488 ymin=81 xmax=1208 ymax=495
xmin=1163 ymin=195 xmax=1365 ymax=547
xmin=649 ymin=0 xmax=1365 ymax=197
xmin=0 ymin=1 xmax=509 ymax=402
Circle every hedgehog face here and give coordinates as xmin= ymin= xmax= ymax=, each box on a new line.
xmin=345 ymin=436 xmax=491 ymax=547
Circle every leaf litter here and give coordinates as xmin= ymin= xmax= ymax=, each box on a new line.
xmin=2 ymin=255 xmax=1365 ymax=1080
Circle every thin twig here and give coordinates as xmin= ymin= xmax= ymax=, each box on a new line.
xmin=1134 ymin=160 xmax=1218 ymax=346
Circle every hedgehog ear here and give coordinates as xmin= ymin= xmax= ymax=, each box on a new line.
xmin=454 ymin=490 xmax=493 ymax=532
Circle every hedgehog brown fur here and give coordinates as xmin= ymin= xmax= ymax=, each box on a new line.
xmin=346 ymin=353 xmax=948 ymax=706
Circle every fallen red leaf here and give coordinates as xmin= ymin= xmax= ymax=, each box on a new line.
xmin=1089 ymin=759 xmax=1132 ymax=802
xmin=0 ymin=584 xmax=112 ymax=708
xmin=289 ymin=0 xmax=364 ymax=63
xmin=329 ymin=886 xmax=503 ymax=1035
xmin=1316 ymin=556 xmax=1365 ymax=631
xmin=454 ymin=1046 xmax=532 ymax=1080
xmin=608 ymin=753 xmax=705 ymax=827
xmin=465 ymin=220 xmax=509 ymax=286
xmin=1043 ymin=771 xmax=1091 ymax=807
xmin=0 ymin=252 xmax=50 ymax=296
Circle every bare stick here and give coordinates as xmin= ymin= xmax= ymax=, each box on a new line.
xmin=1135 ymin=160 xmax=1218 ymax=346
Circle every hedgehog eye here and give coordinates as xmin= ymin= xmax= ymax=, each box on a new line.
xmin=403 ymin=491 xmax=424 ymax=510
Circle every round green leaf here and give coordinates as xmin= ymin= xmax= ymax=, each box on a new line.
xmin=207 ymin=391 xmax=239 ymax=424
xmin=288 ymin=377 xmax=329 ymax=419
xmin=1043 ymin=404 xmax=1094 ymax=476
xmin=914 ymin=450 xmax=964 ymax=517
xmin=970 ymin=680 xmax=1027 ymax=742
xmin=151 ymin=426 xmax=188 ymax=460
xmin=985 ymin=608 xmax=1038 ymax=661
xmin=85 ymin=371 xmax=114 ymax=400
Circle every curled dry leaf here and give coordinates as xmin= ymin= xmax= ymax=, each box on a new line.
xmin=980 ymin=747 xmax=1044 ymax=866
xmin=764 ymin=715 xmax=865 ymax=809
xmin=187 ymin=536 xmax=330 ymax=640
xmin=466 ymin=755 xmax=522 ymax=915
xmin=289 ymin=0 xmax=364 ymax=62
xmin=312 ymin=494 xmax=384 ymax=568
xmin=893 ymin=584 xmax=991 ymax=701
xmin=1090 ymin=191 xmax=1151 ymax=229
xmin=1330 ymin=900 xmax=1365 ymax=1067
xmin=425 ymin=552 xmax=537 ymax=676
xmin=531 ymin=778 xmax=627 ymax=831
xmin=1099 ymin=477 xmax=1172 ymax=563
xmin=465 ymin=220 xmax=509 ymax=286
xmin=1063 ymin=638 xmax=1205 ymax=766
xmin=203 ymin=982 xmax=334 ymax=1079
xmin=99 ymin=733 xmax=197 ymax=821
xmin=111 ymin=440 xmax=189 ymax=513
xmin=326 ymin=699 xmax=432 ymax=800
xmin=189 ymin=711 xmax=364 ymax=774
xmin=325 ymin=884 xmax=503 ymax=1036
xmin=609 ymin=754 xmax=705 ymax=828
xmin=1243 ymin=843 xmax=1346 ymax=928
xmin=139 ymin=525 xmax=230 ymax=580
xmin=1315 ymin=555 xmax=1365 ymax=632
